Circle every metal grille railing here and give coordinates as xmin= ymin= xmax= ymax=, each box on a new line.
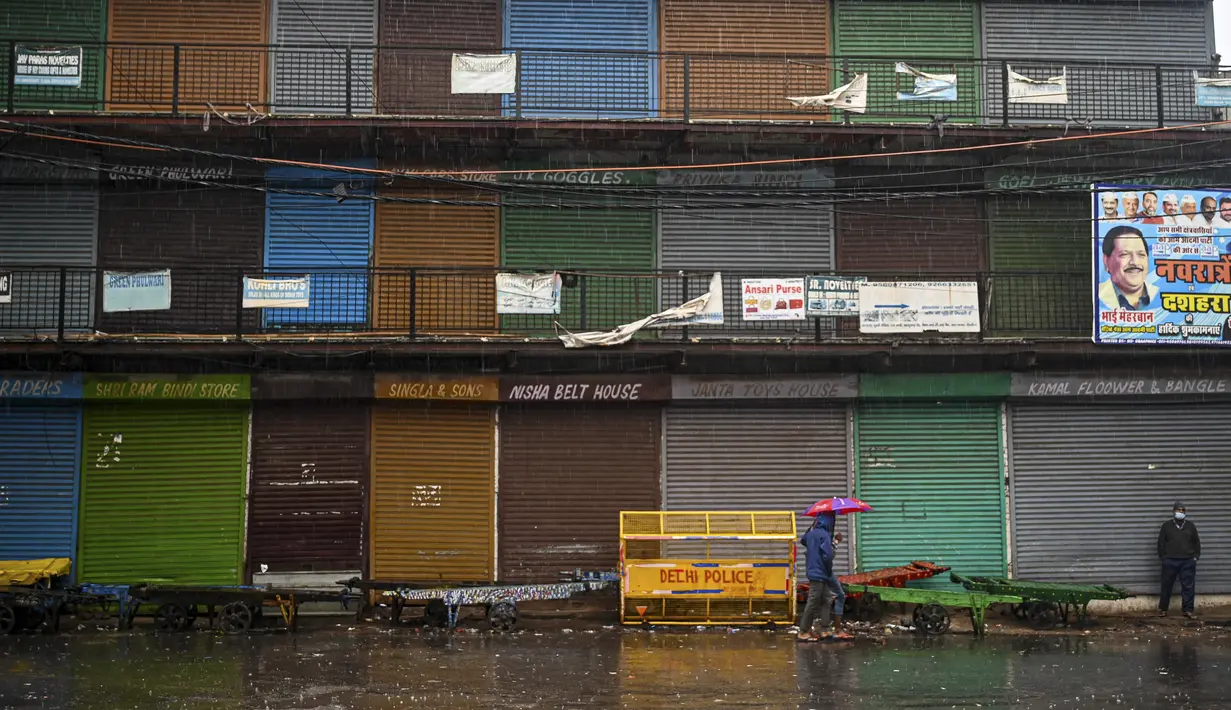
xmin=0 ymin=266 xmax=1091 ymax=341
xmin=3 ymin=41 xmax=1226 ymax=127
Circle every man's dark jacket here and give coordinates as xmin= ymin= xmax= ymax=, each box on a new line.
xmin=1158 ymin=519 xmax=1201 ymax=560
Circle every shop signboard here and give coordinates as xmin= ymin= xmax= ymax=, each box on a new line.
xmin=858 ymin=281 xmax=980 ymax=333
xmin=672 ymin=376 xmax=857 ymax=400
xmin=1094 ymin=183 xmax=1231 ymax=346
xmin=806 ymin=276 xmax=865 ymax=316
xmin=376 ymin=374 xmax=498 ymax=401
xmin=741 ymin=278 xmax=805 ymax=321
xmin=500 ymin=375 xmax=671 ymax=402
xmin=0 ymin=372 xmax=82 ymax=399
xmin=15 ymin=45 xmax=83 ymax=87
xmin=243 ymin=277 xmax=309 ymax=308
xmin=84 ymin=374 xmax=249 ymax=400
xmin=102 ymin=270 xmax=171 ymax=313
xmin=0 ymin=271 xmax=10 ymax=304
xmin=1010 ymin=373 xmax=1231 ymax=398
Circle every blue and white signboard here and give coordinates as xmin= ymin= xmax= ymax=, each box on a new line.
xmin=243 ymin=277 xmax=310 ymax=308
xmin=0 ymin=372 xmax=83 ymax=399
xmin=857 ymin=281 xmax=980 ymax=333
xmin=1195 ymin=74 xmax=1231 ymax=108
xmin=102 ymin=270 xmax=172 ymax=313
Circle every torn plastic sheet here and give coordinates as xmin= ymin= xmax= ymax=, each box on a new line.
xmin=895 ymin=62 xmax=957 ymax=102
xmin=786 ymin=73 xmax=868 ymax=113
xmin=555 ymin=273 xmax=722 ymax=348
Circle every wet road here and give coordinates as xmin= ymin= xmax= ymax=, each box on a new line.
xmin=3 ymin=627 xmax=1229 ymax=709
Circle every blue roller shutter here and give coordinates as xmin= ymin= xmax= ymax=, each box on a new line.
xmin=504 ymin=0 xmax=657 ymax=118
xmin=264 ymin=164 xmax=375 ymax=328
xmin=0 ymin=375 xmax=84 ymax=565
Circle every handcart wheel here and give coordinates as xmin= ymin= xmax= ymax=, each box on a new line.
xmin=20 ymin=606 xmax=46 ymax=632
xmin=423 ymin=600 xmax=449 ymax=628
xmin=1025 ymin=602 xmax=1062 ymax=630
xmin=183 ymin=606 xmax=198 ymax=630
xmin=487 ymin=601 xmax=519 ymax=632
xmin=912 ymin=603 xmax=951 ymax=635
xmin=0 ymin=604 xmax=17 ymax=634
xmin=154 ymin=604 xmax=189 ymax=633
xmin=221 ymin=602 xmax=253 ymax=634
xmin=853 ymin=594 xmax=887 ymax=624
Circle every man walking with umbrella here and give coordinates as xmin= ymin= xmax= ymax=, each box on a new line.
xmin=797 ymin=497 xmax=870 ymax=642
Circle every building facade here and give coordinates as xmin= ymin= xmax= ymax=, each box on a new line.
xmin=1 ymin=0 xmax=1228 ymax=596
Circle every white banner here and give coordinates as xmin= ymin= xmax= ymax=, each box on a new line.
xmin=650 ymin=273 xmax=724 ymax=327
xmin=0 ymin=271 xmax=10 ymax=305
xmin=556 ymin=277 xmax=721 ymax=348
xmin=102 ymin=270 xmax=172 ymax=313
xmin=496 ymin=272 xmax=561 ymax=314
xmin=451 ymin=53 xmax=517 ymax=94
xmin=243 ymin=277 xmax=310 ymax=308
xmin=858 ymin=281 xmax=980 ymax=333
xmin=786 ymin=73 xmax=868 ymax=113
xmin=1008 ymin=65 xmax=1068 ymax=105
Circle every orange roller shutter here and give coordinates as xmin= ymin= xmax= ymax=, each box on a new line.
xmin=370 ymin=404 xmax=495 ymax=583
xmin=106 ymin=0 xmax=268 ymax=113
xmin=374 ymin=187 xmax=499 ymax=334
xmin=660 ymin=0 xmax=830 ymax=120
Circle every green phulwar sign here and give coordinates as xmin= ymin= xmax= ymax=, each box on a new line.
xmin=15 ymin=45 xmax=83 ymax=87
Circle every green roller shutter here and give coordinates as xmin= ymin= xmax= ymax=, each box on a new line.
xmin=79 ymin=403 xmax=248 ymax=584
xmin=987 ymin=193 xmax=1089 ymax=338
xmin=501 ymin=207 xmax=655 ymax=334
xmin=854 ymin=402 xmax=1005 ymax=586
xmin=0 ymin=1 xmax=107 ymax=112
xmin=833 ymin=0 xmax=980 ymax=123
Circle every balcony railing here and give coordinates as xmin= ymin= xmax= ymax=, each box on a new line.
xmin=3 ymin=41 xmax=1226 ymax=127
xmin=0 ymin=266 xmax=1089 ymax=342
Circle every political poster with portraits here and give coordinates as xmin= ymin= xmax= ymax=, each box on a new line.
xmin=1094 ymin=183 xmax=1231 ymax=346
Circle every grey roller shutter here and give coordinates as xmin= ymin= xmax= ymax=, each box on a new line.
xmin=272 ymin=0 xmax=377 ymax=114
xmin=659 ymin=186 xmax=834 ymax=338
xmin=0 ymin=185 xmax=97 ymax=334
xmin=1009 ymin=403 xmax=1231 ymax=593
xmin=663 ymin=406 xmax=852 ymax=575
xmin=981 ymin=0 xmax=1213 ymax=126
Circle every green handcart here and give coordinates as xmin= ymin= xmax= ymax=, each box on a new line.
xmin=843 ymin=583 xmax=1023 ymax=637
xmin=950 ymin=573 xmax=1133 ymax=628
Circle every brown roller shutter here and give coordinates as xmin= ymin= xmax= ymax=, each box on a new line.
xmin=499 ymin=406 xmax=660 ymax=583
xmin=378 ymin=0 xmax=501 ymax=116
xmin=97 ymin=184 xmax=263 ymax=334
xmin=248 ymin=402 xmax=369 ymax=575
xmin=106 ymin=0 xmax=268 ymax=112
xmin=660 ymin=0 xmax=830 ymax=120
xmin=370 ymin=404 xmax=495 ymax=583
xmin=836 ymin=197 xmax=986 ymax=275
xmin=373 ymin=187 xmax=499 ymax=334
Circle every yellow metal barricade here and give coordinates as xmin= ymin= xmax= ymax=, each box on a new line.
xmin=619 ymin=511 xmax=796 ymax=625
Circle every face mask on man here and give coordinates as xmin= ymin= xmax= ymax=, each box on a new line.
xmin=1175 ymin=512 xmax=1187 ymax=521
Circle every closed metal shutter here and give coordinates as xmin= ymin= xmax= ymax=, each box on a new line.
xmin=106 ymin=0 xmax=267 ymax=112
xmin=378 ymin=0 xmax=500 ymax=116
xmin=98 ymin=185 xmax=263 ymax=334
xmin=660 ymin=0 xmax=830 ymax=120
xmin=499 ymin=406 xmax=660 ymax=583
xmin=855 ymin=402 xmax=1006 ymax=584
xmin=265 ymin=165 xmax=374 ymax=328
xmin=836 ymin=197 xmax=984 ymax=275
xmin=504 ymin=0 xmax=656 ymax=118
xmin=373 ymin=188 xmax=499 ymax=334
xmin=248 ymin=402 xmax=368 ymax=576
xmin=78 ymin=403 xmax=248 ymax=584
xmin=1010 ymin=403 xmax=1231 ymax=593
xmin=660 ymin=185 xmax=834 ymax=338
xmin=502 ymin=207 xmax=655 ymax=333
xmin=272 ymin=0 xmax=376 ymax=114
xmin=0 ymin=184 xmax=97 ymax=334
xmin=0 ymin=403 xmax=82 ymax=562
xmin=986 ymin=192 xmax=1088 ymax=337
xmin=370 ymin=404 xmax=495 ymax=583
xmin=0 ymin=0 xmax=107 ymax=111
xmin=833 ymin=0 xmax=981 ymax=123
xmin=982 ymin=0 xmax=1213 ymax=126
xmin=664 ymin=406 xmax=852 ymax=574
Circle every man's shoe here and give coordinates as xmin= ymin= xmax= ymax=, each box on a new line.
xmin=1184 ymin=611 xmax=1197 ymax=620
xmin=1159 ymin=610 xmax=1168 ymax=617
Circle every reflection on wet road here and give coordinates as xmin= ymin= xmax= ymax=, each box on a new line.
xmin=3 ymin=628 xmax=1229 ymax=709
